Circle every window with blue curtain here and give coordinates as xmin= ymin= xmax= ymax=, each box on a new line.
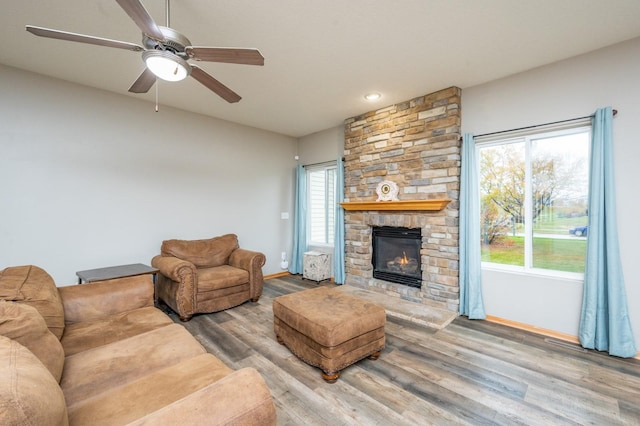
xmin=468 ymin=107 xmax=636 ymax=357
xmin=291 ymin=161 xmax=340 ymax=277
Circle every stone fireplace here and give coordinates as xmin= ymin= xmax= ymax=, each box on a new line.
xmin=342 ymin=87 xmax=461 ymax=312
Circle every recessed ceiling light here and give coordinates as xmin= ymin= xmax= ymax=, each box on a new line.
xmin=364 ymin=92 xmax=381 ymax=101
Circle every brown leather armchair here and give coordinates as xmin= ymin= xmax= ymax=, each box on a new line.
xmin=151 ymin=234 xmax=266 ymax=321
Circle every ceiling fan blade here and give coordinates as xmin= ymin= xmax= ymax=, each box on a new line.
xmin=115 ymin=0 xmax=164 ymax=41
xmin=128 ymin=68 xmax=156 ymax=93
xmin=186 ymin=47 xmax=264 ymax=66
xmin=190 ymin=66 xmax=241 ymax=103
xmin=26 ymin=25 xmax=144 ymax=52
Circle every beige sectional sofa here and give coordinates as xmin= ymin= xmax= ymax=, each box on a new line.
xmin=0 ymin=265 xmax=276 ymax=425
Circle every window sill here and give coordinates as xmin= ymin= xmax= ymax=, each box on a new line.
xmin=481 ymin=262 xmax=584 ymax=283
xmin=307 ymin=243 xmax=334 ymax=249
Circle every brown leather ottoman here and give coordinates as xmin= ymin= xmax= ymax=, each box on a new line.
xmin=273 ymin=286 xmax=385 ymax=383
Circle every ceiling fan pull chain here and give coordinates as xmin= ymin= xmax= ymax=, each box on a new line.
xmin=155 ymin=79 xmax=159 ymax=112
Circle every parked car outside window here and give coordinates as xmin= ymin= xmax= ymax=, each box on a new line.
xmin=569 ymin=225 xmax=588 ymax=237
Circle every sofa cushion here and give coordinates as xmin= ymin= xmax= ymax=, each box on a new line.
xmin=161 ymin=234 xmax=239 ymax=268
xmin=0 ymin=300 xmax=65 ymax=382
xmin=67 ymin=353 xmax=233 ymax=424
xmin=58 ymin=275 xmax=155 ymax=325
xmin=61 ymin=306 xmax=174 ymax=356
xmin=0 ymin=336 xmax=69 ymax=426
xmin=197 ymin=265 xmax=249 ymax=291
xmin=61 ymin=324 xmax=207 ymax=408
xmin=126 ymin=367 xmax=277 ymax=426
xmin=0 ymin=265 xmax=65 ymax=339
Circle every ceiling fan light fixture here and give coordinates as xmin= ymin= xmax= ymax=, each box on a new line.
xmin=143 ymin=50 xmax=191 ymax=82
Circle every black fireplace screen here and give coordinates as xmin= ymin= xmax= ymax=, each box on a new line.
xmin=372 ymin=226 xmax=422 ymax=288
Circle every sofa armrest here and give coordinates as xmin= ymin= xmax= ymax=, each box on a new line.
xmin=58 ymin=275 xmax=154 ymax=324
xmin=151 ymin=255 xmax=198 ymax=319
xmin=151 ymin=255 xmax=196 ymax=282
xmin=229 ymin=249 xmax=266 ymax=300
xmin=128 ymin=367 xmax=277 ymax=426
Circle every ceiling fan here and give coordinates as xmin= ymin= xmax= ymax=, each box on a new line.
xmin=25 ymin=0 xmax=264 ymax=103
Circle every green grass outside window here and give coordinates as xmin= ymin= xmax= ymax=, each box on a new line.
xmin=481 ymin=236 xmax=587 ymax=273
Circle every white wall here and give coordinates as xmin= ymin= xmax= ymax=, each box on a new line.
xmin=462 ymin=37 xmax=640 ymax=345
xmin=0 ymin=65 xmax=297 ymax=284
xmin=297 ymin=125 xmax=344 ymax=165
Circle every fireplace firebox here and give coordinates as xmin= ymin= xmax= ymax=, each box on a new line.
xmin=372 ymin=226 xmax=422 ymax=288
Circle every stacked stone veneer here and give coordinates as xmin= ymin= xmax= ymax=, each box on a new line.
xmin=343 ymin=87 xmax=461 ymax=312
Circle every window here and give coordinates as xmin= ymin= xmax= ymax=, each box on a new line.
xmin=478 ymin=126 xmax=590 ymax=275
xmin=307 ymin=164 xmax=336 ymax=245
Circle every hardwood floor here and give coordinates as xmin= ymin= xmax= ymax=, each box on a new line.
xmin=168 ymin=275 xmax=640 ymax=425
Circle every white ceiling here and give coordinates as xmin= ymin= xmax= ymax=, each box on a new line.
xmin=2 ymin=1 xmax=640 ymax=138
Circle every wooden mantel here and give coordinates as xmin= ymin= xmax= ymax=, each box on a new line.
xmin=339 ymin=199 xmax=451 ymax=211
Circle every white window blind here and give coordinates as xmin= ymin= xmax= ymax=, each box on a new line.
xmin=307 ymin=164 xmax=336 ymax=245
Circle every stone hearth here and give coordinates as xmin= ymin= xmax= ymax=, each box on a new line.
xmin=342 ymin=87 xmax=461 ymax=312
